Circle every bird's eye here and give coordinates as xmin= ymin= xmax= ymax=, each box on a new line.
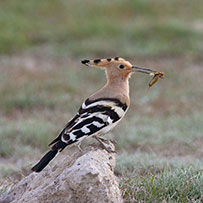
xmin=119 ymin=64 xmax=124 ymax=69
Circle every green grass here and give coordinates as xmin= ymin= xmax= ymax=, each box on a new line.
xmin=0 ymin=0 xmax=203 ymax=57
xmin=117 ymin=152 xmax=203 ymax=202
xmin=0 ymin=64 xmax=97 ymax=113
xmin=0 ymin=118 xmax=56 ymax=157
xmin=115 ymin=111 xmax=203 ymax=150
xmin=120 ymin=167 xmax=202 ymax=202
xmin=116 ymin=153 xmax=203 ymax=173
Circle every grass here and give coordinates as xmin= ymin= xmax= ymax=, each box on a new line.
xmin=0 ymin=118 xmax=55 ymax=157
xmin=0 ymin=0 xmax=203 ymax=57
xmin=116 ymin=152 xmax=203 ymax=175
xmin=120 ymin=167 xmax=202 ymax=202
xmin=117 ymin=153 xmax=203 ymax=202
xmin=115 ymin=111 xmax=203 ymax=149
xmin=0 ymin=0 xmax=203 ymax=202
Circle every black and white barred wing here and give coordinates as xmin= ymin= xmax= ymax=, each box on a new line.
xmin=61 ymin=111 xmax=109 ymax=144
xmin=50 ymin=98 xmax=128 ymax=147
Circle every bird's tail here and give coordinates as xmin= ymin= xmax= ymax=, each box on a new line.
xmin=31 ymin=141 xmax=67 ymax=173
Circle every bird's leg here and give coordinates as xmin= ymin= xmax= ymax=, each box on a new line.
xmin=96 ymin=136 xmax=117 ymax=145
xmin=93 ymin=136 xmax=116 ymax=153
xmin=77 ymin=142 xmax=83 ymax=152
xmin=96 ymin=136 xmax=108 ymax=142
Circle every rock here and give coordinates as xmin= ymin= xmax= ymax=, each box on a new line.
xmin=0 ymin=142 xmax=123 ymax=203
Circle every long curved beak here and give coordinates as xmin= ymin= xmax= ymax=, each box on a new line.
xmin=131 ymin=66 xmax=157 ymax=75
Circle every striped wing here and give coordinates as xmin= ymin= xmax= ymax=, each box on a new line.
xmin=49 ymin=98 xmax=128 ymax=147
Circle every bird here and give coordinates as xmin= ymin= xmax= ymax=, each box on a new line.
xmin=31 ymin=57 xmax=158 ymax=172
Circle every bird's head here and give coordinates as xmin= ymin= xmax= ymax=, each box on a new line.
xmin=81 ymin=57 xmax=160 ymax=83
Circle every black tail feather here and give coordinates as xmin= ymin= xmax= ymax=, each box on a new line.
xmin=52 ymin=140 xmax=67 ymax=151
xmin=31 ymin=150 xmax=58 ymax=172
xmin=31 ymin=141 xmax=67 ymax=173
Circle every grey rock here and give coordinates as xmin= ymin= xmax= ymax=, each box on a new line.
xmin=0 ymin=142 xmax=122 ymax=203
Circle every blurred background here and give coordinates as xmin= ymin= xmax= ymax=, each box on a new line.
xmin=0 ymin=0 xmax=202 ymax=202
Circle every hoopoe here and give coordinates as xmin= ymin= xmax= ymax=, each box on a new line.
xmin=32 ymin=57 xmax=161 ymax=172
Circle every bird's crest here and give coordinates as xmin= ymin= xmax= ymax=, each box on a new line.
xmin=81 ymin=57 xmax=131 ymax=67
xmin=81 ymin=57 xmax=164 ymax=87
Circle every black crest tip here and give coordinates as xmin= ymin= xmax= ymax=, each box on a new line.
xmin=93 ymin=59 xmax=101 ymax=63
xmin=81 ymin=59 xmax=90 ymax=64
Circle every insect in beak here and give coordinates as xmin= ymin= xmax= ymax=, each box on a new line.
xmin=148 ymin=72 xmax=164 ymax=87
xmin=131 ymin=66 xmax=164 ymax=87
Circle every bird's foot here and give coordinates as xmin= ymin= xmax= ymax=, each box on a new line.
xmin=104 ymin=146 xmax=116 ymax=153
xmin=109 ymin=139 xmax=117 ymax=145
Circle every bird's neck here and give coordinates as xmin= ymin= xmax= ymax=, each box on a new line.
xmin=89 ymin=72 xmax=130 ymax=106
xmin=105 ymin=75 xmax=130 ymax=98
